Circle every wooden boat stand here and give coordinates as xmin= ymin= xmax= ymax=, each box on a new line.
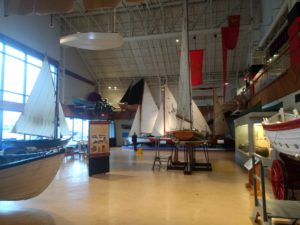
xmin=167 ymin=141 xmax=212 ymax=175
xmin=252 ymin=155 xmax=300 ymax=225
xmin=152 ymin=138 xmax=172 ymax=170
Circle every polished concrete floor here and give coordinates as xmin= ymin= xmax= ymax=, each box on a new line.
xmin=0 ymin=148 xmax=257 ymax=225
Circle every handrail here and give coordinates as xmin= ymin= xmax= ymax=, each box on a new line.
xmin=251 ymin=47 xmax=290 ymax=96
xmin=252 ymin=154 xmax=268 ymax=223
xmin=252 ymin=47 xmax=289 ymax=83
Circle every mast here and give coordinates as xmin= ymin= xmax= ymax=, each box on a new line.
xmin=54 ymin=66 xmax=59 ymax=139
xmin=163 ymin=84 xmax=166 ymax=135
xmin=177 ymin=0 xmax=192 ymax=129
xmin=185 ymin=0 xmax=193 ymax=130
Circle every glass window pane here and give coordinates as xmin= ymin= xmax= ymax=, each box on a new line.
xmin=83 ymin=120 xmax=89 ymax=140
xmin=0 ymin=53 xmax=2 ymax=87
xmin=2 ymin=110 xmax=24 ymax=140
xmin=26 ymin=64 xmax=40 ymax=96
xmin=27 ymin=55 xmax=42 ymax=67
xmin=5 ymin=45 xmax=25 ymax=60
xmin=3 ymin=92 xmax=23 ymax=103
xmin=0 ymin=42 xmax=3 ymax=51
xmin=73 ymin=119 xmax=82 ymax=140
xmin=3 ymin=55 xmax=25 ymax=102
xmin=50 ymin=65 xmax=57 ymax=74
xmin=66 ymin=118 xmax=73 ymax=133
xmin=109 ymin=122 xmax=115 ymax=138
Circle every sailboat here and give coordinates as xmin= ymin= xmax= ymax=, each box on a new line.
xmin=0 ymin=57 xmax=70 ymax=200
xmin=170 ymin=0 xmax=210 ymax=141
xmin=119 ymin=79 xmax=144 ymax=112
xmin=128 ymin=80 xmax=158 ymax=145
xmin=150 ymin=85 xmax=211 ymax=144
xmin=149 ymin=85 xmax=178 ymax=144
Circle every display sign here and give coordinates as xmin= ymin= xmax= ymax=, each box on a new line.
xmin=89 ymin=121 xmax=109 ymax=156
xmin=244 ymin=157 xmax=259 ymax=171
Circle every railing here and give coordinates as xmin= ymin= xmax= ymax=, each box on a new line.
xmin=252 ymin=47 xmax=290 ymax=95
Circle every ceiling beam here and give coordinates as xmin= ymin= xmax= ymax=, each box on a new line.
xmin=123 ymin=25 xmax=251 ymax=42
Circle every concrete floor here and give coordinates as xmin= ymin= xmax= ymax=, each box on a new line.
xmin=0 ymin=148 xmax=256 ymax=225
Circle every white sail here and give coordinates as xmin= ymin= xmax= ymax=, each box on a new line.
xmin=129 ymin=105 xmax=141 ymax=136
xmin=177 ymin=0 xmax=191 ymax=128
xmin=192 ymin=100 xmax=211 ymax=135
xmin=141 ymin=82 xmax=158 ymax=134
xmin=58 ymin=103 xmax=71 ymax=137
xmin=129 ymin=82 xmax=158 ymax=136
xmin=213 ymin=90 xmax=229 ymax=136
xmin=12 ymin=58 xmax=70 ymax=138
xmin=152 ymin=85 xmax=177 ymax=136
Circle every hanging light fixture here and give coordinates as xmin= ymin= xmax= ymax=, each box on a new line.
xmin=60 ymin=32 xmax=123 ymax=50
xmin=60 ymin=4 xmax=124 ymax=51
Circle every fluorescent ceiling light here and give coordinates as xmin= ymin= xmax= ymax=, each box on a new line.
xmin=60 ymin=32 xmax=123 ymax=50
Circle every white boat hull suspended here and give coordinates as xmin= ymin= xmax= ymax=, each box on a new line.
xmin=0 ymin=57 xmax=70 ymax=200
xmin=262 ymin=109 xmax=300 ymax=157
xmin=0 ymin=150 xmax=64 ymax=200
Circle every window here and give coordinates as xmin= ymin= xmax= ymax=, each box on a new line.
xmin=73 ymin=119 xmax=83 ymax=141
xmin=0 ymin=36 xmax=58 ymax=140
xmin=2 ymin=110 xmax=23 ymax=140
xmin=66 ymin=118 xmax=89 ymax=141
xmin=5 ymin=45 xmax=25 ymax=60
xmin=3 ymin=54 xmax=25 ymax=103
xmin=83 ymin=120 xmax=89 ymax=140
xmin=109 ymin=121 xmax=115 ymax=138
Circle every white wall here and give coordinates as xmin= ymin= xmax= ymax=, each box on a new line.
xmin=0 ymin=14 xmax=60 ymax=60
xmin=63 ymin=47 xmax=94 ymax=81
xmin=0 ymin=13 xmax=95 ymax=105
xmin=63 ymin=75 xmax=94 ymax=105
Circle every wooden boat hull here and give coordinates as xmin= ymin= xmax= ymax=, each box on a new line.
xmin=262 ymin=117 xmax=300 ymax=156
xmin=0 ymin=149 xmax=65 ymax=201
xmin=148 ymin=136 xmax=174 ymax=145
xmin=170 ymin=130 xmax=206 ymax=141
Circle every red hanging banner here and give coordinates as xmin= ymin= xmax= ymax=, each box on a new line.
xmin=221 ymin=15 xmax=240 ymax=102
xmin=189 ymin=50 xmax=204 ymax=86
xmin=228 ymin=15 xmax=240 ymax=27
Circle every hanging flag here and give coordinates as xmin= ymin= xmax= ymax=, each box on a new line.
xmin=228 ymin=15 xmax=240 ymax=27
xmin=189 ymin=50 xmax=204 ymax=86
xmin=221 ymin=15 xmax=240 ymax=101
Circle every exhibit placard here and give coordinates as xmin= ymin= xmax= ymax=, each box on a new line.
xmin=89 ymin=121 xmax=109 ymax=156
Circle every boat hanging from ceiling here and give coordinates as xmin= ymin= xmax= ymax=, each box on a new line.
xmin=262 ymin=108 xmax=300 ymax=157
xmin=0 ymin=57 xmax=70 ymax=201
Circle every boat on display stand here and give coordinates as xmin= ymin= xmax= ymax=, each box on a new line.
xmin=0 ymin=57 xmax=70 ymax=200
xmin=168 ymin=0 xmax=211 ymax=141
xmin=262 ymin=107 xmax=300 ymax=200
xmin=262 ymin=108 xmax=300 ymax=157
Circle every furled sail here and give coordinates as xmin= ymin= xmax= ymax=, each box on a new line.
xmin=12 ymin=58 xmax=70 ymax=138
xmin=129 ymin=82 xmax=158 ymax=135
xmin=177 ymin=0 xmax=192 ymax=129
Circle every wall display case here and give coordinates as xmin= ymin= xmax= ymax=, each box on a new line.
xmin=234 ymin=112 xmax=276 ymax=167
